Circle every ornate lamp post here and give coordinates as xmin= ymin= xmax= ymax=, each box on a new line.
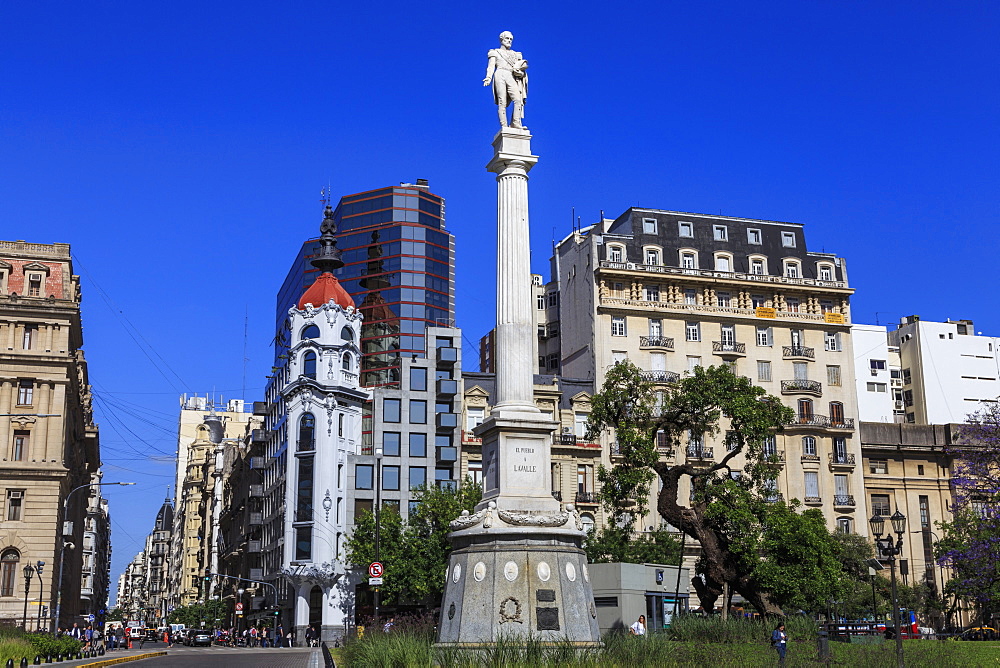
xmin=22 ymin=563 xmax=35 ymax=630
xmin=373 ymin=446 xmax=383 ymax=629
xmin=35 ymin=561 xmax=45 ymax=631
xmin=870 ymin=510 xmax=907 ymax=668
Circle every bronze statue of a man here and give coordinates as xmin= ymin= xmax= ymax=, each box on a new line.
xmin=483 ymin=31 xmax=528 ymax=130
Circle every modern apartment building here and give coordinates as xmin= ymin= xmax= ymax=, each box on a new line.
xmin=852 ymin=324 xmax=902 ymax=424
xmin=459 ymin=373 xmax=603 ymax=530
xmin=0 ymin=239 xmax=103 ymax=628
xmin=276 ymin=182 xmax=455 ymax=388
xmin=553 ymin=209 xmax=865 ymax=533
xmin=889 ymin=316 xmax=1000 ymax=425
xmin=79 ymin=479 xmax=112 ymax=624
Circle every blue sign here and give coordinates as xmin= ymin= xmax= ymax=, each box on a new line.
xmin=88 ymin=614 xmax=95 ymax=622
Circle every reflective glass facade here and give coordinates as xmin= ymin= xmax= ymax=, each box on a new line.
xmin=277 ymin=184 xmax=455 ymax=388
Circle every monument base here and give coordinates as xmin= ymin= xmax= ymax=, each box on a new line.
xmin=435 ymin=506 xmax=602 ymax=644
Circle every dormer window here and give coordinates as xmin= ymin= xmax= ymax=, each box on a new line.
xmin=749 ymin=256 xmax=767 ymax=275
xmin=644 ymin=247 xmax=661 ymax=266
xmin=642 ymin=218 xmax=658 ymax=234
xmin=607 ymin=245 xmax=624 ymax=263
xmin=818 ymin=264 xmax=834 ymax=281
xmin=784 ymin=261 xmax=801 ymax=278
xmin=714 ymin=253 xmax=732 ymax=272
xmin=747 ymin=228 xmax=762 ymax=245
xmin=678 ymin=221 xmax=694 ymax=238
xmin=680 ymin=251 xmax=697 ymax=269
xmin=341 ymin=326 xmax=354 ymax=342
xmin=301 ymin=325 xmax=320 ymax=340
xmin=781 ymin=231 xmax=796 ymax=248
xmin=713 ymin=225 xmax=728 ymax=241
xmin=27 ymin=274 xmax=42 ymax=297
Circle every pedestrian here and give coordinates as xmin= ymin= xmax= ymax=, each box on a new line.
xmin=276 ymin=624 xmax=284 ymax=648
xmin=383 ymin=616 xmax=395 ymax=633
xmin=166 ymin=627 xmax=172 ymax=648
xmin=304 ymin=625 xmax=316 ymax=648
xmin=84 ymin=625 xmax=93 ymax=649
xmin=249 ymin=625 xmax=258 ymax=647
xmin=69 ymin=623 xmax=83 ymax=640
xmin=771 ymin=622 xmax=787 ymax=666
xmin=629 ymin=615 xmax=646 ymax=636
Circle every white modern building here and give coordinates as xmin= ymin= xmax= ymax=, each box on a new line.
xmin=851 ymin=324 xmax=900 ymax=424
xmin=889 ymin=316 xmax=1000 ymax=424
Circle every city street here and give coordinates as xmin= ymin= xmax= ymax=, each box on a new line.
xmin=59 ymin=646 xmax=324 ymax=668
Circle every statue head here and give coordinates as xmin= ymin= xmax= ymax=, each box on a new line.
xmin=499 ymin=31 xmax=513 ymax=47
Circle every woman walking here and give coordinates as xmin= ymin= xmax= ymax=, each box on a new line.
xmin=771 ymin=622 xmax=787 ymax=666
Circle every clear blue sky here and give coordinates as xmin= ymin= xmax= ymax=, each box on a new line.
xmin=2 ymin=2 xmax=997 ymax=604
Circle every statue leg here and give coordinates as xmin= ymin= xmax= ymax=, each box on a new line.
xmin=497 ymin=104 xmax=508 ymax=128
xmin=495 ymin=83 xmax=509 ymax=128
xmin=511 ymin=99 xmax=524 ymax=129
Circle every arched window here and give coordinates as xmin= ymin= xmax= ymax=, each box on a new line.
xmin=342 ymin=353 xmax=352 ymax=371
xmin=0 ymin=549 xmax=19 ymax=596
xmin=607 ymin=245 xmax=625 ymax=263
xmin=580 ymin=513 xmax=595 ymax=534
xmin=714 ymin=253 xmax=733 ymax=273
xmin=802 ymin=436 xmax=817 ymax=456
xmin=341 ymin=326 xmax=354 ymax=342
xmin=302 ymin=351 xmax=317 ymax=380
xmin=836 ymin=517 xmax=852 ymax=534
xmin=298 ymin=414 xmax=315 ymax=451
xmin=643 ymin=246 xmax=661 ymax=266
xmin=301 ymin=325 xmax=320 ymax=340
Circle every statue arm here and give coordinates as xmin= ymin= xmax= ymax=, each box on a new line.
xmin=483 ymin=51 xmax=497 ymax=86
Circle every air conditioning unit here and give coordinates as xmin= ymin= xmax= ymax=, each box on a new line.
xmin=8 ymin=491 xmax=22 ymax=499
xmin=870 ymin=369 xmax=879 ymax=376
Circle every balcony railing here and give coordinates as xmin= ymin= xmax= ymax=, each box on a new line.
xmin=249 ymin=484 xmax=264 ymax=498
xmin=639 ymin=336 xmax=675 ymax=350
xmin=597 ymin=259 xmax=848 ymax=289
xmin=785 ymin=414 xmax=855 ymax=430
xmin=248 ymin=512 xmax=263 ymax=526
xmin=640 ymin=370 xmax=680 ymax=383
xmin=575 ymin=492 xmax=598 ymax=504
xmin=782 ymin=346 xmax=815 ymax=359
xmin=712 ymin=341 xmax=746 ymax=355
xmin=804 ymin=496 xmax=822 ymax=504
xmin=461 ymin=429 xmax=483 ymax=444
xmin=780 ymin=379 xmax=823 ymax=396
xmin=762 ymin=450 xmax=785 ymax=462
xmin=765 ymin=493 xmax=784 ymax=503
xmin=833 ymin=494 xmax=855 ymax=506
xmin=686 ymin=447 xmax=714 ymax=459
xmin=830 ymin=453 xmax=856 ymax=466
xmin=801 ymin=453 xmax=820 ymax=462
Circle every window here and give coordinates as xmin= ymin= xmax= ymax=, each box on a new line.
xmin=295 ymin=526 xmax=312 ymax=561
xmin=836 ymin=518 xmax=852 ymax=534
xmin=824 ymin=332 xmax=841 ymax=352
xmin=355 ymin=465 xmax=374 ymax=489
xmin=612 ymin=351 xmax=627 ymax=364
xmin=27 ymin=275 xmax=42 ymax=297
xmin=547 ymin=353 xmax=559 ymax=369
xmin=717 ymin=292 xmax=731 ymax=307
xmin=607 ymin=245 xmax=624 ymax=262
xmin=804 ymin=471 xmax=819 ymax=498
xmin=747 ymin=228 xmax=762 ymax=244
xmin=409 ymin=433 xmax=427 ymax=457
xmin=574 ymin=412 xmax=589 ymax=438
xmin=0 ymin=549 xmax=20 ymax=596
xmin=383 ymin=432 xmax=401 ymax=457
xmin=298 ymin=414 xmax=315 ymax=451
xmin=409 ymin=466 xmax=427 ymax=489
xmin=869 ymin=458 xmax=888 ymax=474
xmin=611 ymin=316 xmax=627 ymax=337
xmin=22 ymin=325 xmax=36 ymax=350
xmin=829 ymin=402 xmax=845 ymax=424
xmin=342 ymin=352 xmax=352 ymax=371
xmin=683 ymin=288 xmax=697 ymax=305
xmin=871 ymin=494 xmax=890 ymax=515
xmin=5 ymin=491 xmax=22 ymax=522
xmin=644 ymin=248 xmax=660 ymax=266
xmin=297 ymin=455 xmax=314 ymax=521
xmin=714 ymin=254 xmax=731 ymax=272
xmin=648 ymin=319 xmax=662 ymax=337
xmin=756 ymin=327 xmax=773 ymax=347
xmin=383 ymin=465 xmax=400 ymax=490
xmin=644 ymin=284 xmax=660 ymax=301
xmin=341 ymin=326 xmax=354 ymax=342
xmin=870 ymin=359 xmax=887 ymax=371
xmin=783 ymin=261 xmax=800 ymax=278
xmin=466 ymin=407 xmax=485 ymax=431
xmin=818 ymin=264 xmax=834 ymax=281
xmin=750 ymin=258 xmax=765 ymax=275
xmin=468 ymin=460 xmax=483 ymax=487
xmin=917 ymin=464 xmax=924 ymax=476
xmin=902 ymin=368 xmax=911 ymax=384
xmin=713 ymin=225 xmax=728 ymax=241
xmin=726 ymin=431 xmax=739 ymax=451
xmin=867 ymin=382 xmax=888 ymax=392
xmin=410 ymin=367 xmax=427 ymax=391
xmin=786 ymin=297 xmax=800 ymax=312
xmin=820 ymin=300 xmax=834 ymax=313
xmin=302 ymin=351 xmax=316 ymax=379
xmin=751 ymin=294 xmax=766 ymax=308
xmin=685 ymin=322 xmax=700 ymax=342
xmin=757 ymin=361 xmax=772 ymax=382
xmin=409 ymin=400 xmax=427 ymax=424
xmin=720 ymin=324 xmax=735 ymax=346
xmin=577 ymin=465 xmax=592 ymax=493
xmin=827 ymin=365 xmax=842 ymax=386
xmin=301 ymin=324 xmax=320 ymax=340
xmin=649 ymin=351 xmax=666 ymax=372
xmin=833 ymin=438 xmax=847 ymax=462
xmin=802 ymin=436 xmax=817 ymax=456
xmin=16 ymin=380 xmax=32 ymax=406
xmin=781 ymin=231 xmax=796 ymax=247
xmin=612 ymin=282 xmax=625 ymax=297
xmin=686 ymin=356 xmax=701 ymax=371
xmin=678 ymin=221 xmax=693 ymax=238
xmin=762 ymin=435 xmax=777 ymax=457
xmin=536 ymin=293 xmax=545 ymax=309
xmin=793 ymin=362 xmax=808 ymax=381
xmin=681 ymin=252 xmax=696 ymax=269
xmin=12 ymin=431 xmax=28 ymax=461
xmin=798 ymin=399 xmax=813 ymax=419
xmin=383 ymin=398 xmax=401 ymax=423
xmin=580 ymin=514 xmax=595 ymax=533
xmin=642 ymin=218 xmax=658 ymax=234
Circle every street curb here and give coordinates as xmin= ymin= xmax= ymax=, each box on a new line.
xmin=75 ymin=651 xmax=167 ymax=667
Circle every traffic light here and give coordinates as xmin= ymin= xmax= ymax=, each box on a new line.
xmin=203 ymin=570 xmax=211 ymax=582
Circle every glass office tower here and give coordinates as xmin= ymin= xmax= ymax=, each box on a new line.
xmin=276 ymin=180 xmax=455 ymax=388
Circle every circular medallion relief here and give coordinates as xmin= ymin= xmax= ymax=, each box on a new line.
xmin=452 ymin=563 xmax=462 ymax=583
xmin=504 ymin=561 xmax=519 ymax=582
xmin=473 ymin=561 xmax=487 ymax=582
xmin=536 ymin=561 xmax=551 ymax=582
xmin=582 ymin=562 xmax=590 ymax=583
xmin=565 ymin=562 xmax=577 ymax=582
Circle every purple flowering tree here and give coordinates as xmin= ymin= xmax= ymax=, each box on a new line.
xmin=938 ymin=402 xmax=1000 ymax=623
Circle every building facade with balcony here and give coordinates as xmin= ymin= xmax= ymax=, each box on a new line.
xmin=459 ymin=373 xmax=603 ymax=531
xmin=79 ymin=479 xmax=112 ymax=624
xmin=553 ymin=209 xmax=866 ymax=534
xmin=0 ymin=239 xmax=102 ymax=629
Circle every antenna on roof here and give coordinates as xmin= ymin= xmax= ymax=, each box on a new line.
xmin=320 ymin=183 xmax=332 ymax=210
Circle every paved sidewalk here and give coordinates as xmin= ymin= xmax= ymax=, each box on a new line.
xmin=49 ymin=647 xmax=167 ymax=667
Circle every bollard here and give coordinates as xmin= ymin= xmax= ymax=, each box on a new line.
xmin=33 ymin=657 xmax=40 ymax=666
xmin=7 ymin=657 xmax=15 ymax=668
xmin=99 ymin=646 xmax=105 ymax=656
xmin=817 ymin=623 xmax=830 ymax=662
xmin=20 ymin=659 xmax=28 ymax=668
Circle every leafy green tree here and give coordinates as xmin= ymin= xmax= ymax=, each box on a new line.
xmin=588 ymin=361 xmax=853 ymax=616
xmin=346 ymin=480 xmax=481 ymax=606
xmin=105 ymin=608 xmax=126 ymax=623
xmin=167 ymin=599 xmax=230 ymax=628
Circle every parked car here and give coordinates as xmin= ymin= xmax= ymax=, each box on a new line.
xmin=958 ymin=626 xmax=996 ymax=641
xmin=189 ymin=629 xmax=213 ymax=647
xmin=173 ymin=628 xmax=189 ymax=644
xmin=127 ymin=627 xmax=144 ymax=640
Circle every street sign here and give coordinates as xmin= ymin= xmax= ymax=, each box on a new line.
xmin=368 ymin=562 xmax=384 ymax=578
xmin=368 ymin=577 xmax=383 ymax=586
xmin=88 ymin=614 xmax=95 ymax=622
xmin=235 ymin=601 xmax=244 ymax=617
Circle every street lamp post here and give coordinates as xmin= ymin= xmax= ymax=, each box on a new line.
xmin=373 ymin=447 xmax=383 ymax=629
xmin=35 ymin=561 xmax=45 ymax=631
xmin=53 ymin=482 xmax=135 ymax=634
xmin=22 ymin=563 xmax=35 ymax=630
xmin=870 ymin=510 xmax=907 ymax=668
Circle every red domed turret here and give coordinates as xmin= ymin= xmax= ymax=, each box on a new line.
xmin=298 ymin=272 xmax=354 ymax=310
